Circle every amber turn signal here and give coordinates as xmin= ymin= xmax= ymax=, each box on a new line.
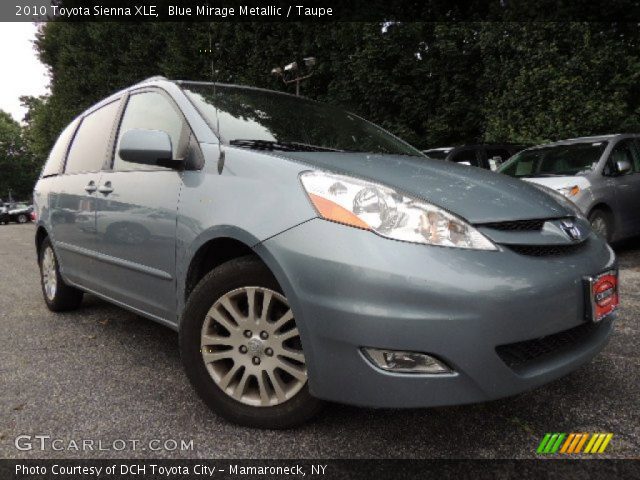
xmin=308 ymin=193 xmax=371 ymax=230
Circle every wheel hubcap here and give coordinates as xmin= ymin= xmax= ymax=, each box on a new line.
xmin=41 ymin=247 xmax=57 ymax=300
xmin=201 ymin=287 xmax=307 ymax=407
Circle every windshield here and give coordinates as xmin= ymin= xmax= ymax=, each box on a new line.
xmin=499 ymin=141 xmax=607 ymax=177
xmin=182 ymin=83 xmax=422 ymax=156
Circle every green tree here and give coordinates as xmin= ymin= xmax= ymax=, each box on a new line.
xmin=0 ymin=110 xmax=37 ymax=200
xmin=24 ymin=20 xmax=640 ymax=163
xmin=480 ymin=22 xmax=640 ymax=143
xmin=21 ymin=95 xmax=57 ymax=164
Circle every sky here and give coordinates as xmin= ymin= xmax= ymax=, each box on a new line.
xmin=0 ymin=22 xmax=50 ymax=123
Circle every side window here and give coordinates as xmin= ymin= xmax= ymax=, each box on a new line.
xmin=65 ymin=100 xmax=121 ymax=174
xmin=113 ymin=91 xmax=185 ymax=171
xmin=450 ymin=149 xmax=481 ymax=167
xmin=41 ymin=119 xmax=79 ymax=177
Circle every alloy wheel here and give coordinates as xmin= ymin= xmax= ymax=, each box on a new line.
xmin=41 ymin=247 xmax=57 ymax=301
xmin=200 ymin=287 xmax=307 ymax=407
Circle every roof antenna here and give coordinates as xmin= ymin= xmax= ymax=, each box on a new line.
xmin=209 ymin=20 xmax=225 ymax=173
xmin=209 ymin=20 xmax=215 ymax=83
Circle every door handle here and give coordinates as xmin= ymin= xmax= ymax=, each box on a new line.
xmin=84 ymin=181 xmax=97 ymax=193
xmin=98 ymin=181 xmax=113 ymax=195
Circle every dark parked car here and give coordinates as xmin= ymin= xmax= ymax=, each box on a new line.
xmin=0 ymin=205 xmax=8 ymax=224
xmin=34 ymin=77 xmax=617 ymax=428
xmin=0 ymin=203 xmax=33 ymax=224
xmin=423 ymin=144 xmax=526 ymax=171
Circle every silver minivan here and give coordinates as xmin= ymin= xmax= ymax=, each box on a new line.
xmin=499 ymin=135 xmax=640 ymax=242
xmin=34 ymin=78 xmax=618 ymax=428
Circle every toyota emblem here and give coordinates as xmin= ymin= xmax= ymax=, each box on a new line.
xmin=561 ymin=220 xmax=582 ymax=241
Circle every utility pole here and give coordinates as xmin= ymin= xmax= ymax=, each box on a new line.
xmin=271 ymin=57 xmax=316 ymax=96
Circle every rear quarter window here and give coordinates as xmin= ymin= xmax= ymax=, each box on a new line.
xmin=41 ymin=119 xmax=79 ymax=177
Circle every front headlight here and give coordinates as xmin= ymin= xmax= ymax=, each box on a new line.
xmin=300 ymin=171 xmax=497 ymax=250
xmin=557 ymin=185 xmax=581 ymax=197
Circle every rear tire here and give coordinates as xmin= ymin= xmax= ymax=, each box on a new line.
xmin=180 ymin=256 xmax=323 ymax=429
xmin=39 ymin=237 xmax=84 ymax=312
xmin=589 ymin=209 xmax=613 ymax=243
xmin=17 ymin=214 xmax=28 ymax=224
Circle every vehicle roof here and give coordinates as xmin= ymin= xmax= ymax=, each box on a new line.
xmin=137 ymin=76 xmax=318 ymax=104
xmin=80 ymin=76 xmax=308 ymax=118
xmin=173 ymin=79 xmax=309 ymax=100
xmin=424 ymin=143 xmax=525 ymax=151
xmin=526 ymin=134 xmax=640 ymax=149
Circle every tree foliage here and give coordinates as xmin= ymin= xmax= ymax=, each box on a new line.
xmin=480 ymin=22 xmax=640 ymax=143
xmin=0 ymin=110 xmax=38 ymax=200
xmin=10 ymin=21 xmax=640 ymax=199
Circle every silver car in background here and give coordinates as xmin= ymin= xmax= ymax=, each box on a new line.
xmin=499 ymin=135 xmax=640 ymax=242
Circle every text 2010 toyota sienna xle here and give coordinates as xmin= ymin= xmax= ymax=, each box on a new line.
xmin=34 ymin=77 xmax=619 ymax=428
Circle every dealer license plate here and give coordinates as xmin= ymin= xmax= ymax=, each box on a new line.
xmin=584 ymin=270 xmax=619 ymax=322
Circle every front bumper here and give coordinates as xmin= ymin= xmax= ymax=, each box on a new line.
xmin=255 ymin=219 xmax=616 ymax=408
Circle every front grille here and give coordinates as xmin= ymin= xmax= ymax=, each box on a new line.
xmin=506 ymin=241 xmax=587 ymax=257
xmin=480 ymin=219 xmax=546 ymax=231
xmin=479 ymin=217 xmax=574 ymax=231
xmin=496 ymin=320 xmax=606 ymax=370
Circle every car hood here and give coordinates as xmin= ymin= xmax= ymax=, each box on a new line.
xmin=277 ymin=152 xmax=571 ymax=224
xmin=522 ymin=176 xmax=592 ymax=191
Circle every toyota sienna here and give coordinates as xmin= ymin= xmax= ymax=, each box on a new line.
xmin=34 ymin=77 xmax=619 ymax=428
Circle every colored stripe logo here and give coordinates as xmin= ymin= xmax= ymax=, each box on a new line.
xmin=537 ymin=433 xmax=613 ymax=454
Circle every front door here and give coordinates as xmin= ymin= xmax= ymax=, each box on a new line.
xmin=605 ymin=139 xmax=640 ymax=237
xmin=94 ymin=90 xmax=187 ymax=321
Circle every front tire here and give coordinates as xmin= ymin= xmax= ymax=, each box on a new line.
xmin=39 ymin=237 xmax=84 ymax=312
xmin=180 ymin=256 xmax=323 ymax=428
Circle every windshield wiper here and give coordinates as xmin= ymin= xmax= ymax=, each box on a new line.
xmin=229 ymin=139 xmax=344 ymax=153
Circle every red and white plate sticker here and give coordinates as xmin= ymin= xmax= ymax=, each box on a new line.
xmin=588 ymin=271 xmax=619 ymax=322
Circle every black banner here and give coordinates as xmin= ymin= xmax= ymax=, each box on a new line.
xmin=1 ymin=459 xmax=639 ymax=480
xmin=5 ymin=0 xmax=640 ymax=22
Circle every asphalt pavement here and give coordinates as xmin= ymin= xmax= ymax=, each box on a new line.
xmin=1 ymin=223 xmax=638 ymax=459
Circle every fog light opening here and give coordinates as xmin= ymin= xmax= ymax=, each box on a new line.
xmin=363 ymin=348 xmax=452 ymax=374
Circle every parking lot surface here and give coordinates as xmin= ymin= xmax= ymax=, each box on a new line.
xmin=1 ymin=224 xmax=638 ymax=459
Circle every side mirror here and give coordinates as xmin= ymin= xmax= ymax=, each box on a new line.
xmin=118 ymin=129 xmax=182 ymax=169
xmin=616 ymin=158 xmax=632 ymax=175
